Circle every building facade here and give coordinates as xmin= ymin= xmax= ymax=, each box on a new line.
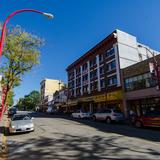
xmin=123 ymin=55 xmax=160 ymax=117
xmin=66 ymin=29 xmax=159 ymax=113
xmin=53 ymin=88 xmax=68 ymax=113
xmin=40 ymin=78 xmax=64 ymax=111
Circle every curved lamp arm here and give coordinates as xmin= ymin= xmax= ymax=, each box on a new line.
xmin=0 ymin=9 xmax=53 ymax=57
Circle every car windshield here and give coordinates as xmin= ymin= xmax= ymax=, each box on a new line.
xmin=145 ymin=111 xmax=160 ymax=117
xmin=12 ymin=114 xmax=31 ymax=121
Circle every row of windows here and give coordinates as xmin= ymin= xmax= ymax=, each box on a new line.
xmin=69 ymin=74 xmax=117 ymax=89
xmin=70 ymin=78 xmax=111 ymax=96
xmin=69 ymin=60 xmax=116 ymax=81
xmin=69 ymin=47 xmax=115 ymax=79
xmin=124 ymin=73 xmax=156 ymax=91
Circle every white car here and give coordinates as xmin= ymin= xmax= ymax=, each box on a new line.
xmin=71 ymin=110 xmax=91 ymax=118
xmin=92 ymin=108 xmax=125 ymax=124
xmin=9 ymin=113 xmax=34 ymax=134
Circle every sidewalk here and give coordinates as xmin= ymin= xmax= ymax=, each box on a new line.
xmin=0 ymin=114 xmax=8 ymax=160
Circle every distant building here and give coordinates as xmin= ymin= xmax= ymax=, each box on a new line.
xmin=66 ymin=29 xmax=159 ymax=113
xmin=53 ymin=88 xmax=68 ymax=113
xmin=40 ymin=78 xmax=64 ymax=111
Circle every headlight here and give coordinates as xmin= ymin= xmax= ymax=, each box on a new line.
xmin=12 ymin=125 xmax=15 ymax=128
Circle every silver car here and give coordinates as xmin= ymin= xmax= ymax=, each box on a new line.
xmin=92 ymin=108 xmax=125 ymax=124
xmin=9 ymin=113 xmax=34 ymax=134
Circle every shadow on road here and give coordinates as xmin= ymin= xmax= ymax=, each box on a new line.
xmin=8 ymin=133 xmax=160 ymax=160
xmin=31 ymin=112 xmax=160 ymax=143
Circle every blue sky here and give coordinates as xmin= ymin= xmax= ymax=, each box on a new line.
xmin=0 ymin=0 xmax=160 ymax=102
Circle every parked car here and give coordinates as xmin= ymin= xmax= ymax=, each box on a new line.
xmin=71 ymin=110 xmax=91 ymax=118
xmin=46 ymin=106 xmax=58 ymax=114
xmin=8 ymin=107 xmax=17 ymax=117
xmin=9 ymin=113 xmax=34 ymax=134
xmin=134 ymin=111 xmax=160 ymax=128
xmin=92 ymin=108 xmax=125 ymax=124
xmin=46 ymin=106 xmax=53 ymax=114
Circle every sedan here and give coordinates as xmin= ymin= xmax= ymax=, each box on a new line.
xmin=71 ymin=110 xmax=91 ymax=118
xmin=9 ymin=113 xmax=34 ymax=134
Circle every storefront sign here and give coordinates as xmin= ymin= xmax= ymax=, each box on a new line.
xmin=94 ymin=94 xmax=106 ymax=102
xmin=78 ymin=96 xmax=94 ymax=102
xmin=67 ymin=100 xmax=78 ymax=106
xmin=107 ymin=90 xmax=123 ymax=101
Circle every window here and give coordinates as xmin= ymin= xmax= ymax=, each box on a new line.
xmin=71 ymin=90 xmax=74 ymax=96
xmin=107 ymin=75 xmax=117 ymax=86
xmin=90 ymin=57 xmax=96 ymax=67
xmin=82 ymin=63 xmax=88 ymax=71
xmin=76 ymin=78 xmax=81 ymax=86
xmin=106 ymin=48 xmax=115 ymax=57
xmin=83 ymin=85 xmax=88 ymax=93
xmin=104 ymin=109 xmax=111 ymax=113
xmin=99 ymin=54 xmax=104 ymax=62
xmin=90 ymin=81 xmax=98 ymax=91
xmin=90 ymin=70 xmax=97 ymax=79
xmin=100 ymin=79 xmax=105 ymax=88
xmin=76 ymin=88 xmax=81 ymax=96
xmin=82 ymin=74 xmax=88 ymax=81
xmin=100 ymin=66 xmax=104 ymax=75
xmin=71 ymin=81 xmax=74 ymax=87
xmin=76 ymin=67 xmax=81 ymax=75
xmin=90 ymin=83 xmax=94 ymax=91
xmin=107 ymin=60 xmax=116 ymax=71
xmin=68 ymin=71 xmax=74 ymax=79
xmin=124 ymin=72 xmax=156 ymax=91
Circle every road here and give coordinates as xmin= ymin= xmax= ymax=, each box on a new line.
xmin=5 ymin=112 xmax=160 ymax=160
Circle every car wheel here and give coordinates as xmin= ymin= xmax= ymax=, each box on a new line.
xmin=135 ymin=121 xmax=142 ymax=128
xmin=92 ymin=116 xmax=96 ymax=121
xmin=106 ymin=117 xmax=111 ymax=124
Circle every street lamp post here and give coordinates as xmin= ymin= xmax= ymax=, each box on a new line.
xmin=138 ymin=44 xmax=160 ymax=90
xmin=0 ymin=9 xmax=53 ymax=58
xmin=0 ymin=9 xmax=53 ymax=120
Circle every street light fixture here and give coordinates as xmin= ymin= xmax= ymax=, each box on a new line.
xmin=0 ymin=9 xmax=54 ymax=58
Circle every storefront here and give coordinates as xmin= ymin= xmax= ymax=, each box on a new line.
xmin=67 ymin=99 xmax=78 ymax=113
xmin=77 ymin=90 xmax=123 ymax=113
xmin=127 ymin=97 xmax=160 ymax=116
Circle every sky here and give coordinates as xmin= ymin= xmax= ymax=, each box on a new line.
xmin=0 ymin=0 xmax=160 ymax=103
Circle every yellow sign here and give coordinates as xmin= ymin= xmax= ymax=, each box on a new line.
xmin=94 ymin=94 xmax=106 ymax=102
xmin=78 ymin=96 xmax=94 ymax=102
xmin=75 ymin=90 xmax=123 ymax=103
xmin=68 ymin=99 xmax=78 ymax=106
xmin=107 ymin=90 xmax=123 ymax=101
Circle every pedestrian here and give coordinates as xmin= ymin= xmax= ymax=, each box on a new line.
xmin=129 ymin=109 xmax=137 ymax=123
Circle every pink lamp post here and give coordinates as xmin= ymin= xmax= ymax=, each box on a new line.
xmin=0 ymin=9 xmax=53 ymax=120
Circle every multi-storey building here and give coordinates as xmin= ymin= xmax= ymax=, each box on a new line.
xmin=66 ymin=29 xmax=159 ymax=113
xmin=40 ymin=78 xmax=64 ymax=111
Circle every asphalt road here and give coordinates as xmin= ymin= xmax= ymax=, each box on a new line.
xmin=6 ymin=112 xmax=160 ymax=160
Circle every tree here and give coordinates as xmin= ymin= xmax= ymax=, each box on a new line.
xmin=15 ymin=90 xmax=40 ymax=111
xmin=0 ymin=25 xmax=43 ymax=108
